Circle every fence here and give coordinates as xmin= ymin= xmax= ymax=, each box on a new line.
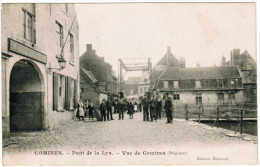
xmin=180 ymin=103 xmax=257 ymax=134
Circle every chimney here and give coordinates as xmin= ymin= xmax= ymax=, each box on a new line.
xmin=230 ymin=50 xmax=233 ymax=66
xmin=233 ymin=48 xmax=240 ymax=56
xmin=86 ymin=44 xmax=92 ymax=51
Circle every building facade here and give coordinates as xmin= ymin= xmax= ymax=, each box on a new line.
xmin=155 ymin=66 xmax=244 ymax=106
xmin=80 ymin=44 xmax=118 ymax=103
xmin=2 ymin=4 xmax=80 ymax=138
xmin=221 ymin=49 xmax=257 ymax=103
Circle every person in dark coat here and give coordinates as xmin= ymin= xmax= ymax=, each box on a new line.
xmin=127 ymin=100 xmax=134 ymax=119
xmin=165 ymin=95 xmax=173 ymax=124
xmin=118 ymin=98 xmax=124 ymax=120
xmin=149 ymin=96 xmax=157 ymax=122
xmin=157 ymin=97 xmax=162 ymax=119
xmin=100 ymin=99 xmax=107 ymax=122
xmin=114 ymin=100 xmax=119 ymax=114
xmin=88 ymin=101 xmax=94 ymax=120
xmin=142 ymin=95 xmax=149 ymax=121
xmin=106 ymin=99 xmax=113 ymax=121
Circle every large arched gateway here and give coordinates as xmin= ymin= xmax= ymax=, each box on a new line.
xmin=9 ymin=60 xmax=44 ymax=131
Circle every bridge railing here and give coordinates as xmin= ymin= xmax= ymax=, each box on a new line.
xmin=181 ymin=104 xmax=257 ymax=134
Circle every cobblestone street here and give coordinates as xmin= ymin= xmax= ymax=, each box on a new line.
xmin=3 ymin=112 xmax=258 ymax=165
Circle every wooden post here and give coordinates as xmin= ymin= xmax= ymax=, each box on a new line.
xmin=185 ymin=104 xmax=189 ymax=120
xmin=217 ymin=107 xmax=219 ymax=128
xmin=240 ymin=110 xmax=243 ymax=134
xmin=198 ymin=106 xmax=201 ymax=124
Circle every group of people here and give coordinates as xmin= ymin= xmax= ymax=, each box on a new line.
xmin=141 ymin=92 xmax=173 ymax=124
xmin=76 ymin=91 xmax=174 ymax=124
xmin=76 ymin=100 xmax=95 ymax=121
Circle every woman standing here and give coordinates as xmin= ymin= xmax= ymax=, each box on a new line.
xmin=76 ymin=100 xmax=85 ymax=121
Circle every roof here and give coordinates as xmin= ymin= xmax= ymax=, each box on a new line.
xmin=80 ymin=68 xmax=97 ymax=83
xmin=156 ymin=53 xmax=180 ymax=67
xmin=159 ymin=66 xmax=241 ymax=80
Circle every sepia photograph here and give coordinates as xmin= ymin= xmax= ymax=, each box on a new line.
xmin=1 ymin=0 xmax=258 ymax=166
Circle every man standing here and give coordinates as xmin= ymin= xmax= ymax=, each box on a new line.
xmin=157 ymin=97 xmax=162 ymax=120
xmin=150 ymin=96 xmax=157 ymax=122
xmin=142 ymin=95 xmax=149 ymax=121
xmin=118 ymin=98 xmax=124 ymax=120
xmin=100 ymin=99 xmax=107 ymax=122
xmin=165 ymin=94 xmax=173 ymax=124
xmin=106 ymin=98 xmax=113 ymax=121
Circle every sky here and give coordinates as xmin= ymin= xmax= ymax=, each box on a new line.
xmin=76 ymin=3 xmax=256 ymax=76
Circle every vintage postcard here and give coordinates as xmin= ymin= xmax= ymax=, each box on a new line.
xmin=1 ymin=1 xmax=258 ymax=166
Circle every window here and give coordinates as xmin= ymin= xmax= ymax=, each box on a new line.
xmin=195 ymin=93 xmax=202 ymax=105
xmin=56 ymin=21 xmax=64 ymax=58
xmin=218 ymin=80 xmax=223 ymax=87
xmin=59 ymin=75 xmax=64 ymax=96
xmin=163 ymin=81 xmax=169 ymax=88
xmin=252 ymin=75 xmax=256 ymax=82
xmin=144 ymin=87 xmax=147 ymax=92
xmin=140 ymin=88 xmax=143 ymax=94
xmin=173 ymin=93 xmax=180 ymax=100
xmin=218 ymin=93 xmax=224 ymax=100
xmin=69 ymin=33 xmax=74 ymax=63
xmin=23 ymin=9 xmax=35 ymax=43
xmin=228 ymin=93 xmax=235 ymax=100
xmin=173 ymin=81 xmax=179 ymax=88
xmin=195 ymin=80 xmax=201 ymax=88
xmin=231 ymin=80 xmax=234 ymax=85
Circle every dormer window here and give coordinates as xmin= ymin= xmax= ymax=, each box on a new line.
xmin=173 ymin=81 xmax=179 ymax=88
xmin=218 ymin=80 xmax=223 ymax=87
xmin=163 ymin=81 xmax=169 ymax=88
xmin=195 ymin=80 xmax=201 ymax=88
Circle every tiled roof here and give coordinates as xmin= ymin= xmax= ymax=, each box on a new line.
xmin=159 ymin=66 xmax=241 ymax=80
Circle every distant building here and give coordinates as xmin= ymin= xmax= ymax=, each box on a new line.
xmin=2 ymin=4 xmax=80 ymax=138
xmin=80 ymin=68 xmax=108 ymax=107
xmin=155 ymin=66 xmax=244 ymax=105
xmin=229 ymin=49 xmax=256 ymax=103
xmin=152 ymin=47 xmax=185 ymax=87
xmin=80 ymin=44 xmax=118 ymax=103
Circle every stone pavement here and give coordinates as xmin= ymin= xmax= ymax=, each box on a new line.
xmin=3 ymin=112 xmax=257 ymax=154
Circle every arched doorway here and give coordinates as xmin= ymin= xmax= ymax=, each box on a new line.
xmin=10 ymin=60 xmax=44 ymax=131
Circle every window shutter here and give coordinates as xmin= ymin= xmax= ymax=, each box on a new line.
xmin=32 ymin=16 xmax=36 ymax=43
xmin=65 ymin=76 xmax=69 ymax=110
xmin=53 ymin=73 xmax=59 ymax=110
xmin=74 ymin=79 xmax=78 ymax=108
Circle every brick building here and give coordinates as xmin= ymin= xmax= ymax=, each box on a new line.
xmin=80 ymin=44 xmax=117 ymax=103
xmin=2 ymin=4 xmax=80 ymax=138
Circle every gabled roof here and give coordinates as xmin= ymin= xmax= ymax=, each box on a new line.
xmin=80 ymin=68 xmax=97 ymax=83
xmin=156 ymin=53 xmax=180 ymax=67
xmin=159 ymin=66 xmax=241 ymax=80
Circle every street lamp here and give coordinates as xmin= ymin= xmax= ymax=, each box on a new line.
xmin=47 ymin=56 xmax=67 ymax=74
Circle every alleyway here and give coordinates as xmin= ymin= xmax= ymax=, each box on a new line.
xmin=3 ymin=112 xmax=258 ymax=165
